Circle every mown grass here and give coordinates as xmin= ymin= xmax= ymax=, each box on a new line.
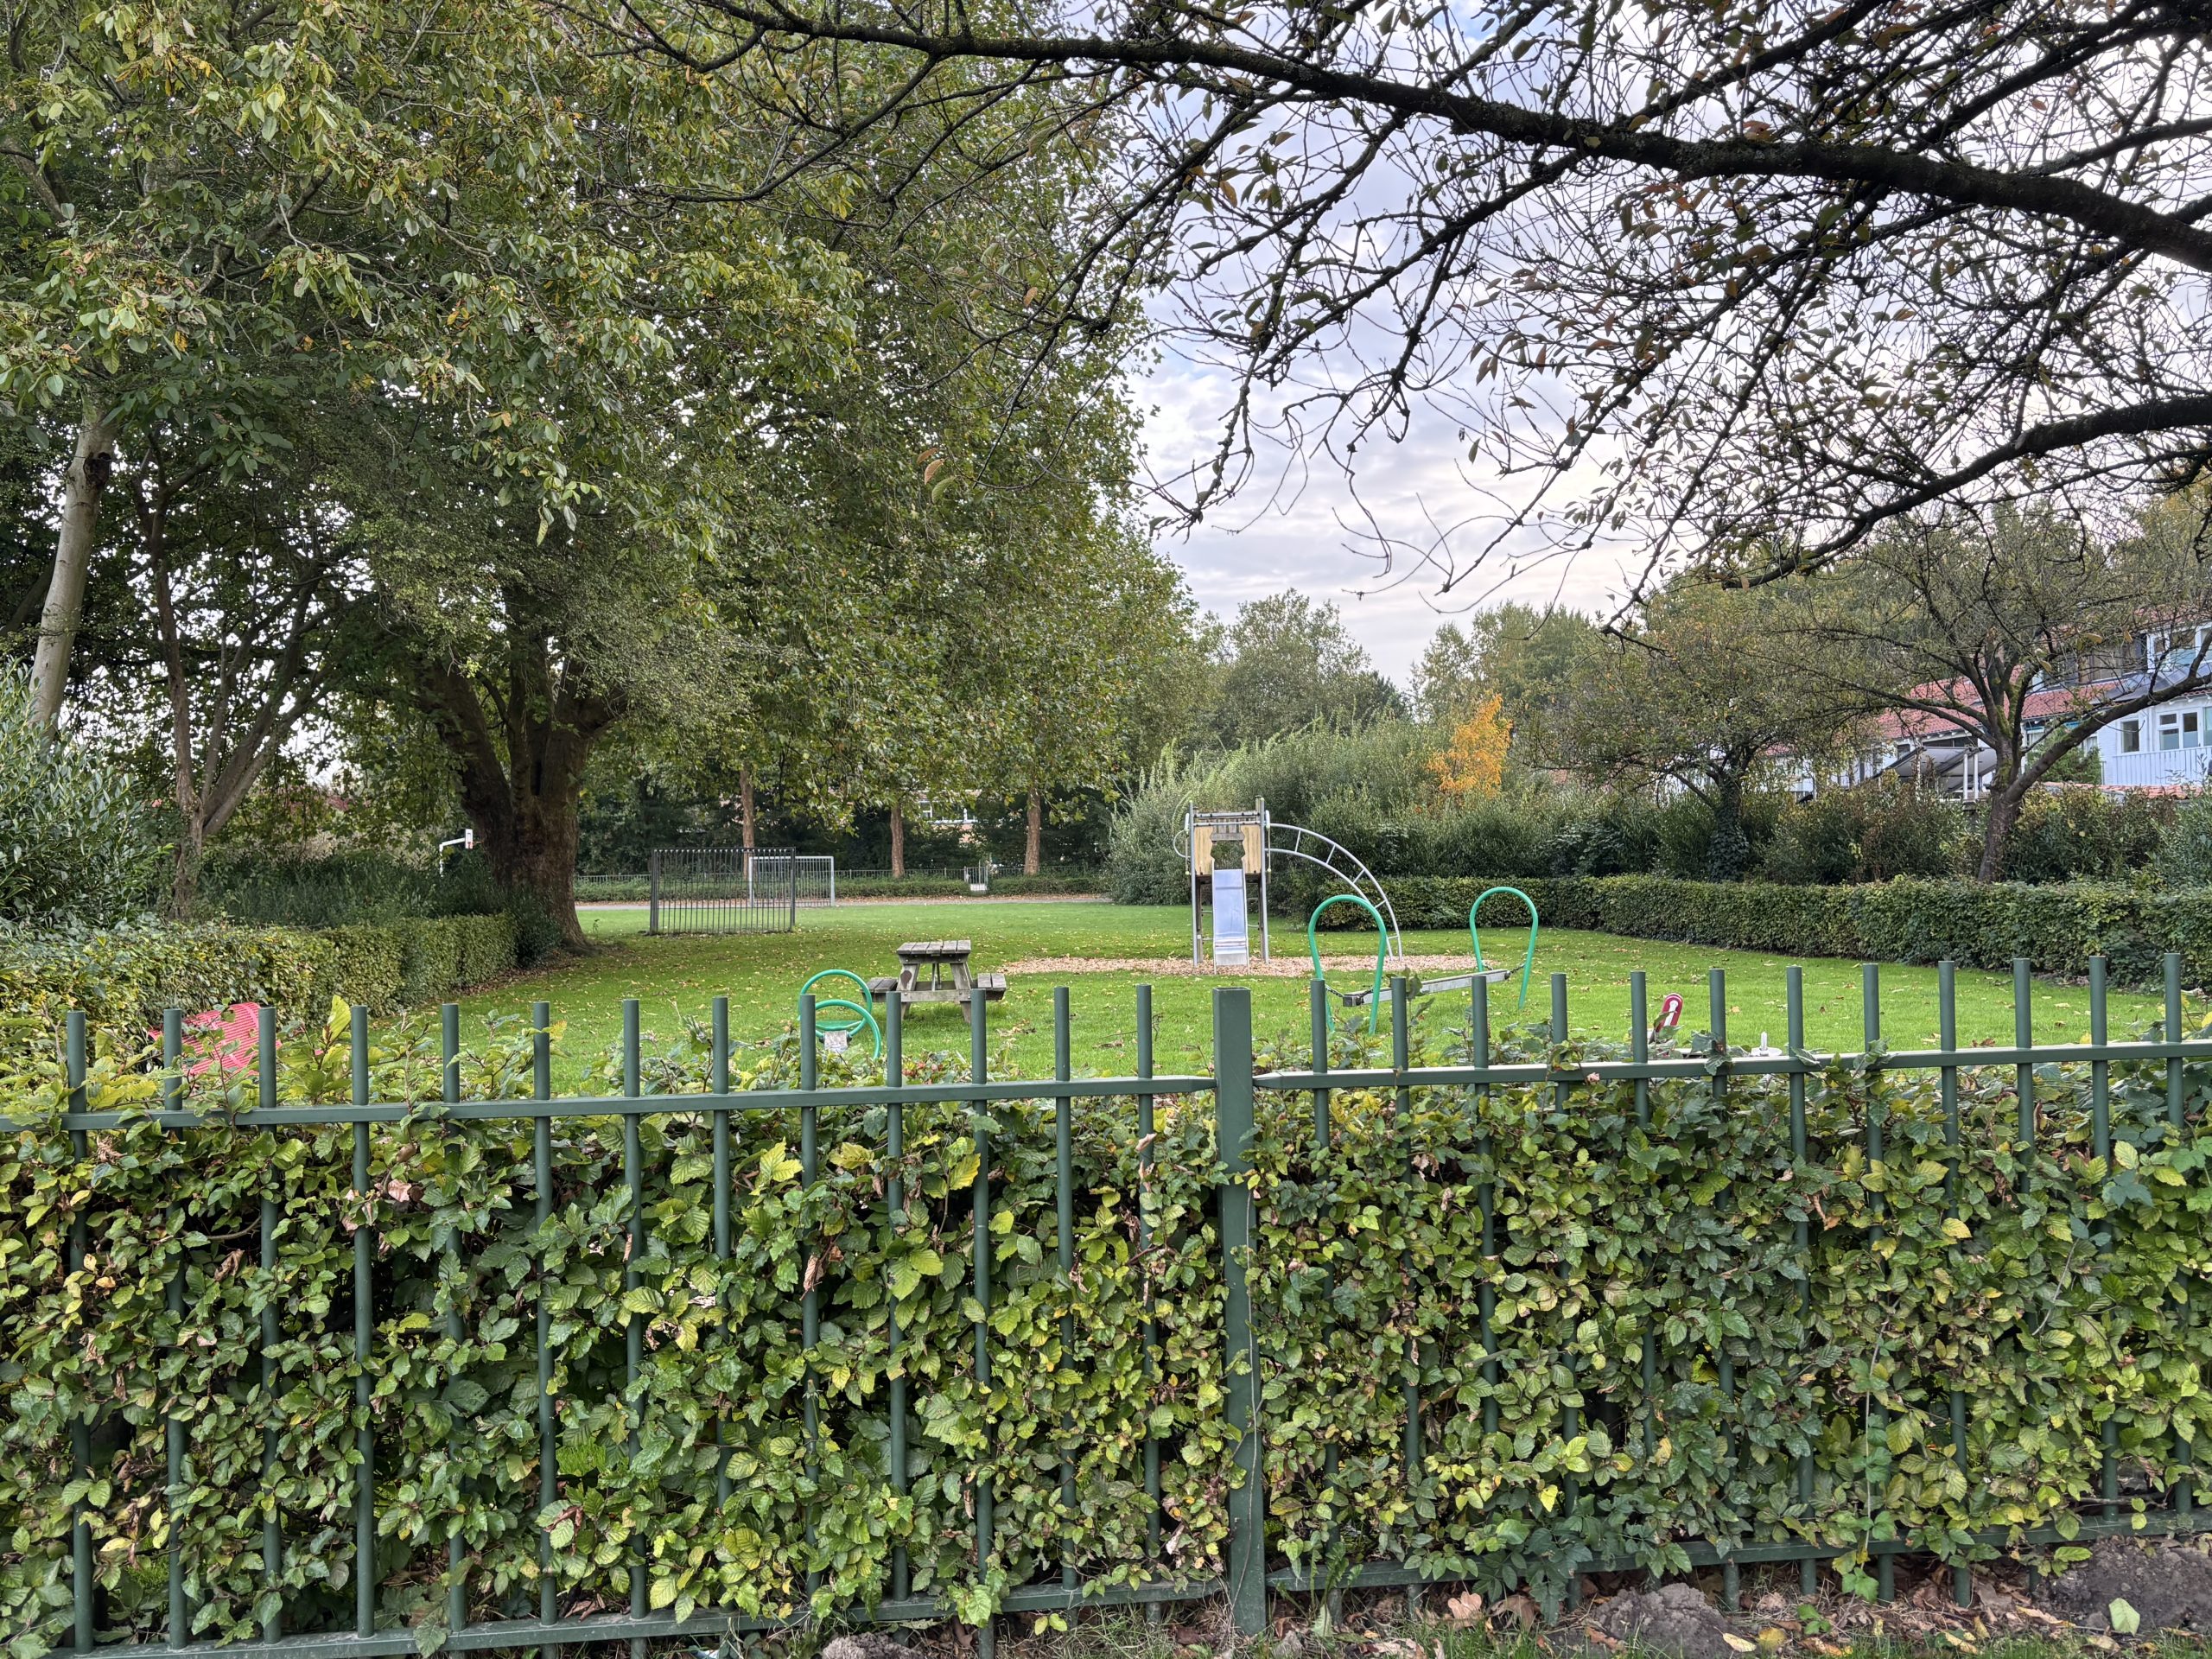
xmin=442 ymin=900 xmax=2161 ymax=1084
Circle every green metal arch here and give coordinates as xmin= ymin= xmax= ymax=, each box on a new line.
xmin=1307 ymin=893 xmax=1389 ymax=1032
xmin=1469 ymin=886 xmax=1540 ymax=1010
xmin=800 ymin=970 xmax=883 ymax=1059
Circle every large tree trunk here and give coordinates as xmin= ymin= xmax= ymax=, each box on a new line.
xmin=1977 ymin=779 xmax=2027 ymax=882
xmin=1025 ymin=785 xmax=1044 ymax=875
xmin=889 ymin=802 xmax=906 ymax=878
xmin=418 ymin=626 xmax=618 ymax=950
xmin=30 ymin=400 xmax=119 ymax=728
xmin=740 ymin=764 xmax=756 ymax=851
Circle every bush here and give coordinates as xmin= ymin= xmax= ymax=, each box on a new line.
xmin=2000 ymin=786 xmax=2171 ymax=884
xmin=202 ymin=847 xmax=506 ymax=927
xmin=1301 ymin=872 xmax=2212 ymax=987
xmin=2158 ymin=790 xmax=2212 ymax=888
xmin=5 ymin=990 xmax=2209 ymax=1651
xmin=0 ymin=664 xmax=167 ymax=926
xmin=1761 ymin=782 xmax=1964 ymax=886
xmin=0 ymin=913 xmax=523 ymax=1067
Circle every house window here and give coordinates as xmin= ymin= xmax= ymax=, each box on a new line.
xmin=2120 ymin=719 xmax=2142 ymax=754
xmin=2158 ymin=709 xmax=2203 ymax=750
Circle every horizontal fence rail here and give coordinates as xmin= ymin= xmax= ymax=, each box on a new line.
xmin=4 ymin=955 xmax=2211 ymax=1659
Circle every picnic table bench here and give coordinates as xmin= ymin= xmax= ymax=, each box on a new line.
xmin=867 ymin=938 xmax=1007 ymax=1008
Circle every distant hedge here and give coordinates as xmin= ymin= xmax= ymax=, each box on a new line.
xmin=1291 ymin=871 xmax=2212 ymax=987
xmin=1 ymin=912 xmax=520 ymax=1063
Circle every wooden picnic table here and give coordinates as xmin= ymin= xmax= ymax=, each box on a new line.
xmin=868 ymin=939 xmax=1008 ymax=1008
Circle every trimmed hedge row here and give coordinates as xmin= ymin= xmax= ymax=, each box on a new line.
xmin=1292 ymin=871 xmax=2212 ymax=986
xmin=1 ymin=912 xmax=520 ymax=1061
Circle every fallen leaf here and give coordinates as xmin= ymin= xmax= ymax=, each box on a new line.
xmin=1724 ymin=1636 xmax=1758 ymax=1654
xmin=1758 ymin=1629 xmax=1788 ymax=1651
xmin=1447 ymin=1592 xmax=1485 ymax=1625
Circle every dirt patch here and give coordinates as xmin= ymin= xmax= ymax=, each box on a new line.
xmin=996 ymin=953 xmax=1487 ymax=979
xmin=2045 ymin=1538 xmax=2212 ymax=1633
xmin=1591 ymin=1582 xmax=1735 ymax=1658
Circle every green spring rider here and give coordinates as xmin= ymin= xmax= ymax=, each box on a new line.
xmin=1307 ymin=886 xmax=1540 ymax=1031
xmin=798 ymin=969 xmax=884 ymax=1060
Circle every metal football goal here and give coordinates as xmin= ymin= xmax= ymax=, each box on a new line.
xmin=646 ymin=847 xmax=800 ymax=936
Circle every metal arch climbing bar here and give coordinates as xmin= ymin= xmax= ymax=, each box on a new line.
xmin=1307 ymin=893 xmax=1389 ymax=1032
xmin=1267 ymin=821 xmax=1404 ymax=964
xmin=800 ymin=970 xmax=884 ymax=1059
xmin=1470 ymin=887 xmax=1540 ymax=1010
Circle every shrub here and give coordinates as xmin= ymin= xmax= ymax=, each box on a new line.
xmin=2000 ymin=786 xmax=2170 ymax=884
xmin=1306 ymin=872 xmax=2212 ymax=987
xmin=5 ymin=994 xmax=2209 ymax=1649
xmin=2158 ymin=790 xmax=2212 ymax=888
xmin=202 ymin=847 xmax=508 ymax=927
xmin=0 ymin=664 xmax=167 ymax=926
xmin=1761 ymin=782 xmax=1964 ymax=886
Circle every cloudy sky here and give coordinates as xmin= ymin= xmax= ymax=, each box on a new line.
xmin=1135 ymin=347 xmax=1643 ymax=690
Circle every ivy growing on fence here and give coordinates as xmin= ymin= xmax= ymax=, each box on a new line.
xmin=3 ymin=988 xmax=2210 ymax=1659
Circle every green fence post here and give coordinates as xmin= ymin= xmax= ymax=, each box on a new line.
xmin=67 ymin=1012 xmax=92 ymax=1656
xmin=887 ymin=994 xmax=911 ymax=1602
xmin=969 ymin=988 xmax=995 ymax=1659
xmin=353 ymin=1005 xmax=377 ymax=1640
xmin=165 ymin=1009 xmax=190 ymax=1648
xmin=2168 ymin=954 xmax=2193 ymax=1517
xmin=1136 ymin=984 xmax=1162 ymax=1619
xmin=259 ymin=1005 xmax=283 ymax=1642
xmin=1863 ymin=964 xmax=1893 ymax=1605
xmin=1215 ymin=987 xmax=1267 ymax=1640
xmin=532 ymin=1001 xmax=559 ymax=1649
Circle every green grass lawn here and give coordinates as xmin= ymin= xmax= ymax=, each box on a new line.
xmin=442 ymin=900 xmax=2160 ymax=1085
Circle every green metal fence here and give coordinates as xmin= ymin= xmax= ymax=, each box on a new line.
xmin=11 ymin=952 xmax=2212 ymax=1659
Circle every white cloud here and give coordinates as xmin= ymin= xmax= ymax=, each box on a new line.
xmin=1135 ymin=344 xmax=1641 ymax=686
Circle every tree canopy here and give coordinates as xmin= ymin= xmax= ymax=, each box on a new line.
xmin=620 ymin=0 xmax=2212 ymax=590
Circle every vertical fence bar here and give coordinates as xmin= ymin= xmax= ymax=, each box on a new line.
xmin=440 ymin=1005 xmax=466 ymax=1638
xmin=1862 ymin=965 xmax=1892 ymax=1604
xmin=2092 ymin=958 xmax=2118 ymax=1521
xmin=532 ymin=1002 xmax=557 ymax=1639
xmin=2014 ymin=959 xmax=2036 ymax=1145
xmin=1136 ymin=986 xmax=1162 ymax=1605
xmin=1707 ymin=969 xmax=1737 ymax=1611
xmin=1938 ymin=964 xmax=1970 ymax=1607
xmin=1053 ymin=988 xmax=1078 ymax=1592
xmin=969 ymin=988 xmax=995 ymax=1659
xmin=799 ymin=993 xmax=822 ymax=1598
xmin=1310 ymin=979 xmax=1339 ymax=1605
xmin=353 ymin=1006 xmax=377 ymax=1639
xmin=711 ymin=997 xmax=731 ymax=1515
xmin=67 ymin=1012 xmax=93 ymax=1656
xmin=1630 ymin=976 xmax=1657 ymax=1478
xmin=1391 ymin=976 xmax=1421 ymax=1579
xmin=621 ymin=1001 xmax=645 ymax=1659
xmin=1216 ymin=988 xmax=1267 ymax=1639
xmin=2168 ymin=954 xmax=2193 ymax=1517
xmin=1787 ymin=967 xmax=1815 ymax=1595
xmin=1475 ymin=976 xmax=1498 ymax=1443
xmin=163 ymin=1010 xmax=189 ymax=1649
xmin=259 ymin=1005 xmax=283 ymax=1641
xmin=1549 ymin=974 xmax=1579 ymax=1611
xmin=886 ymin=995 xmax=911 ymax=1602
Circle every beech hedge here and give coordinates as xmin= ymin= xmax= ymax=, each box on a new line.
xmin=1292 ymin=873 xmax=2212 ymax=986
xmin=0 ymin=914 xmax=521 ymax=1064
xmin=4 ymin=1000 xmax=2211 ymax=1654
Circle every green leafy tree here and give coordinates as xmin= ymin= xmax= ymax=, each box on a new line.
xmin=1205 ymin=591 xmax=1403 ymax=748
xmin=0 ymin=0 xmax=717 ymax=725
xmin=1782 ymin=502 xmax=2212 ymax=881
xmin=1554 ymin=582 xmax=1861 ymax=879
xmin=1412 ymin=605 xmax=1604 ymax=763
